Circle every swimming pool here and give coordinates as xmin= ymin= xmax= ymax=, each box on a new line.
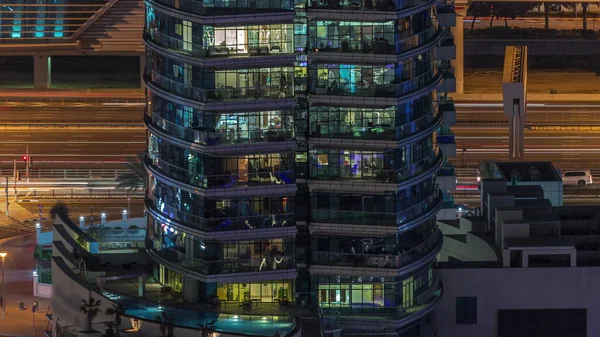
xmin=104 ymin=292 xmax=295 ymax=336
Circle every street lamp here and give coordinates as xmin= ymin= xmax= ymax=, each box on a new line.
xmin=0 ymin=252 xmax=7 ymax=317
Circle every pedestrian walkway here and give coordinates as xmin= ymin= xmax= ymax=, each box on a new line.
xmin=0 ymin=234 xmax=50 ymax=337
xmin=0 ymin=201 xmax=41 ymax=241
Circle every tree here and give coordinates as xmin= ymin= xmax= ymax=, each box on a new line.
xmin=534 ymin=2 xmax=552 ymax=29
xmin=49 ymin=202 xmax=69 ymax=219
xmin=583 ymin=2 xmax=589 ymax=29
xmin=115 ymin=153 xmax=147 ymax=193
xmin=467 ymin=2 xmax=492 ymax=30
xmin=492 ymin=2 xmax=536 ymax=27
xmin=80 ymin=297 xmax=102 ymax=332
xmin=105 ymin=304 xmax=124 ymax=337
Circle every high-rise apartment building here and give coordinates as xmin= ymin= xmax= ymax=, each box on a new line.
xmin=143 ymin=0 xmax=456 ymax=336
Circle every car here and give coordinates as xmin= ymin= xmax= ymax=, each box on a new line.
xmin=562 ymin=170 xmax=593 ymax=187
xmin=456 ymin=203 xmax=476 ymax=217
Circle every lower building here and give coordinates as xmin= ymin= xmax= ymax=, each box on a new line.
xmin=436 ymin=169 xmax=600 ymax=337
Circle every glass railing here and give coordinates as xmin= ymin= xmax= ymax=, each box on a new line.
xmin=308 ymin=0 xmax=429 ymax=11
xmin=148 ymin=112 xmax=294 ymax=146
xmin=309 ymin=25 xmax=439 ymax=55
xmin=153 ymin=0 xmax=295 ymax=14
xmin=148 ymin=197 xmax=296 ymax=232
xmin=147 ymin=70 xmax=294 ymax=102
xmin=309 ymin=147 xmax=442 ymax=184
xmin=312 ymin=186 xmax=440 ymax=226
xmin=311 ymin=229 xmax=442 ymax=269
xmin=146 ymin=29 xmax=295 ymax=58
xmin=151 ymin=244 xmax=295 ymax=274
xmin=309 ymin=105 xmax=438 ymax=141
xmin=147 ymin=155 xmax=295 ymax=189
xmin=309 ymin=67 xmax=438 ymax=98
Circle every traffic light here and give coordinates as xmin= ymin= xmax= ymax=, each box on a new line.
xmin=22 ymin=156 xmax=31 ymax=167
xmin=16 ymin=171 xmax=21 ymax=181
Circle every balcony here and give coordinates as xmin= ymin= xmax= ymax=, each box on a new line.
xmin=308 ymin=108 xmax=439 ymax=150
xmin=145 ymin=70 xmax=294 ymax=105
xmin=330 ymin=279 xmax=442 ymax=328
xmin=309 ymin=0 xmax=436 ymax=12
xmin=310 ymin=228 xmax=442 ymax=273
xmin=436 ymin=165 xmax=456 ymax=191
xmin=310 ymin=67 xmax=438 ymax=99
xmin=436 ymin=127 xmax=456 ymax=158
xmin=308 ymin=25 xmax=441 ymax=63
xmin=152 ymin=0 xmax=295 ymax=15
xmin=436 ymin=5 xmax=456 ymax=28
xmin=311 ymin=186 xmax=441 ymax=227
xmin=145 ymin=156 xmax=296 ymax=197
xmin=309 ymin=147 xmax=443 ymax=188
xmin=148 ymin=243 xmax=295 ymax=276
xmin=439 ymin=98 xmax=456 ymax=126
xmin=145 ymin=29 xmax=296 ymax=65
xmin=437 ymin=69 xmax=456 ymax=93
xmin=146 ymin=198 xmax=296 ymax=239
xmin=435 ymin=35 xmax=456 ymax=61
xmin=146 ymin=113 xmax=295 ymax=153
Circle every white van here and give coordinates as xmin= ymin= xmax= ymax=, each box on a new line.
xmin=562 ymin=171 xmax=593 ymax=187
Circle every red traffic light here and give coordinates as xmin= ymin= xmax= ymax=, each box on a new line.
xmin=22 ymin=156 xmax=27 ymax=161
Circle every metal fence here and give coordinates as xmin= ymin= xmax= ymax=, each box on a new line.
xmin=16 ymin=188 xmax=144 ymax=199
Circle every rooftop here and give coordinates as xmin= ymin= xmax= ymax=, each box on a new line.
xmin=495 ymin=162 xmax=561 ymax=182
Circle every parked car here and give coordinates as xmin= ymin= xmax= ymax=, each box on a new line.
xmin=456 ymin=203 xmax=476 ymax=217
xmin=562 ymin=170 xmax=593 ymax=187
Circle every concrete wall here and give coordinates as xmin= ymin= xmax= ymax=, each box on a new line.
xmin=33 ymin=277 xmax=52 ymax=298
xmin=436 ymin=266 xmax=600 ymax=337
xmin=465 ymin=39 xmax=600 ymax=56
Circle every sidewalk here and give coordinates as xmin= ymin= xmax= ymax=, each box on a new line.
xmin=0 ymin=234 xmax=50 ymax=337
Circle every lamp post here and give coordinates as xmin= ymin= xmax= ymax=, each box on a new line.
xmin=0 ymin=252 xmax=7 ymax=317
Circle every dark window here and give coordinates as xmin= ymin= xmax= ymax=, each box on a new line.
xmin=564 ymin=172 xmax=585 ymax=177
xmin=456 ymin=297 xmax=477 ymax=324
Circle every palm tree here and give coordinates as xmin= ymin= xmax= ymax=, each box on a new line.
xmin=49 ymin=202 xmax=69 ymax=219
xmin=80 ymin=297 xmax=102 ymax=332
xmin=105 ymin=304 xmax=124 ymax=337
xmin=115 ymin=153 xmax=147 ymax=193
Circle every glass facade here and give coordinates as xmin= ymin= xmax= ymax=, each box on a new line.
xmin=144 ymin=0 xmax=451 ymax=334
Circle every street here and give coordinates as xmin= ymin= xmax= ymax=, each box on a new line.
xmin=466 ymin=16 xmax=600 ymax=30
xmin=0 ymin=101 xmax=143 ymax=124
xmin=0 ymin=130 xmax=145 ymax=160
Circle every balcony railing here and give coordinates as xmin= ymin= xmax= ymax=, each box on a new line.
xmin=309 ymin=147 xmax=442 ymax=184
xmin=147 ymin=155 xmax=295 ymax=189
xmin=308 ymin=0 xmax=429 ymax=11
xmin=309 ymin=67 xmax=439 ymax=98
xmin=312 ymin=186 xmax=440 ymax=225
xmin=148 ymin=70 xmax=294 ymax=103
xmin=146 ymin=29 xmax=295 ymax=59
xmin=153 ymin=0 xmax=295 ymax=14
xmin=309 ymin=24 xmax=439 ymax=55
xmin=311 ymin=229 xmax=442 ymax=269
xmin=150 ymin=244 xmax=295 ymax=275
xmin=309 ymin=105 xmax=437 ymax=141
xmin=148 ymin=197 xmax=295 ymax=232
xmin=148 ymin=112 xmax=294 ymax=146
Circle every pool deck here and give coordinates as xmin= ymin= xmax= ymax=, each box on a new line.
xmin=103 ymin=278 xmax=315 ymax=318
